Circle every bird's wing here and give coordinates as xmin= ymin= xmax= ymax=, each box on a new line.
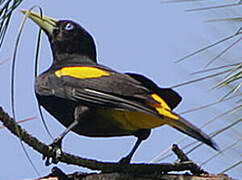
xmin=36 ymin=65 xmax=180 ymax=119
xmin=125 ymin=73 xmax=182 ymax=110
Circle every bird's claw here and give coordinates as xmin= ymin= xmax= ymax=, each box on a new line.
xmin=43 ymin=138 xmax=63 ymax=166
xmin=118 ymin=156 xmax=131 ymax=165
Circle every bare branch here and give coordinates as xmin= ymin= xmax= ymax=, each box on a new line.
xmin=0 ymin=106 xmax=211 ymax=175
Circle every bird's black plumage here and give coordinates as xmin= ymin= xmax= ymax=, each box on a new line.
xmin=23 ymin=11 xmax=218 ymax=164
xmin=48 ymin=20 xmax=97 ymax=63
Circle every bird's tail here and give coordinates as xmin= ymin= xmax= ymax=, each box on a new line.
xmin=166 ymin=113 xmax=219 ymax=151
xmin=149 ymin=93 xmax=218 ymax=150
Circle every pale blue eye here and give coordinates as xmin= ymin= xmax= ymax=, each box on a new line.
xmin=65 ymin=23 xmax=75 ymax=31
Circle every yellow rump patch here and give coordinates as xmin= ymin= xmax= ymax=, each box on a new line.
xmin=151 ymin=93 xmax=179 ymax=120
xmin=98 ymin=109 xmax=166 ymax=131
xmin=55 ymin=66 xmax=110 ymax=79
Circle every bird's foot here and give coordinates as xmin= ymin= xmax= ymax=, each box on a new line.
xmin=51 ymin=167 xmax=69 ymax=179
xmin=43 ymin=138 xmax=63 ymax=166
xmin=118 ymin=156 xmax=131 ymax=165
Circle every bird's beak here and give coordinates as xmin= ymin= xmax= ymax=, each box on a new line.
xmin=20 ymin=10 xmax=57 ymax=35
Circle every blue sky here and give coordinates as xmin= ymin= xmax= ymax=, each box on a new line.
xmin=0 ymin=0 xmax=241 ymax=179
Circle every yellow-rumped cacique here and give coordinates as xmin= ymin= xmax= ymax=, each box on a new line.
xmin=21 ymin=10 xmax=218 ymax=164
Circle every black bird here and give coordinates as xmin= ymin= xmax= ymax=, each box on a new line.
xmin=22 ymin=10 xmax=218 ymax=164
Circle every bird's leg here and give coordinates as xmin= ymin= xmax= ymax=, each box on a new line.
xmin=44 ymin=120 xmax=79 ymax=165
xmin=119 ymin=137 xmax=143 ymax=164
xmin=44 ymin=106 xmax=89 ymax=166
xmin=119 ymin=129 xmax=150 ymax=164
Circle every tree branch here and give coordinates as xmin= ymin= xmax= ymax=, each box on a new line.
xmin=41 ymin=167 xmax=233 ymax=180
xmin=0 ymin=106 xmax=230 ymax=178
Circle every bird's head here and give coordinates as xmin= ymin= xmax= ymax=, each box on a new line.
xmin=21 ymin=10 xmax=97 ymax=63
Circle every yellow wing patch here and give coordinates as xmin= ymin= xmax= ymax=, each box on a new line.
xmin=151 ymin=93 xmax=179 ymax=120
xmin=151 ymin=94 xmax=171 ymax=111
xmin=55 ymin=66 xmax=110 ymax=79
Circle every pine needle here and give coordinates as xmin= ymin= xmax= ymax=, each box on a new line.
xmin=201 ymin=138 xmax=242 ymax=166
xmin=186 ymin=1 xmax=242 ymax=12
xmin=171 ymin=68 xmax=234 ymax=88
xmin=220 ymin=161 xmax=242 ymax=173
xmin=0 ymin=116 xmax=36 ymax=129
xmin=160 ymin=0 xmax=204 ymax=4
xmin=190 ymin=62 xmax=242 ymax=75
xmin=206 ymin=17 xmax=242 ymax=23
xmin=179 ymin=93 xmax=242 ymax=115
xmin=175 ymin=27 xmax=242 ymax=63
xmin=204 ymin=37 xmax=242 ymax=68
xmin=10 ymin=6 xmax=47 ymax=176
xmin=0 ymin=0 xmax=24 ymax=49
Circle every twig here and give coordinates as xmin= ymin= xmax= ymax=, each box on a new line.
xmin=0 ymin=106 xmax=208 ymax=175
xmin=172 ymin=144 xmax=208 ymax=175
xmin=172 ymin=144 xmax=189 ymax=161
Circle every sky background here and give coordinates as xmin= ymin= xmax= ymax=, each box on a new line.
xmin=0 ymin=0 xmax=241 ymax=179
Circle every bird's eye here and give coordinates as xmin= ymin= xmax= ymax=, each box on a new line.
xmin=64 ymin=23 xmax=75 ymax=31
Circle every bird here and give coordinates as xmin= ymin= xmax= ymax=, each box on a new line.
xmin=21 ymin=10 xmax=218 ymax=165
